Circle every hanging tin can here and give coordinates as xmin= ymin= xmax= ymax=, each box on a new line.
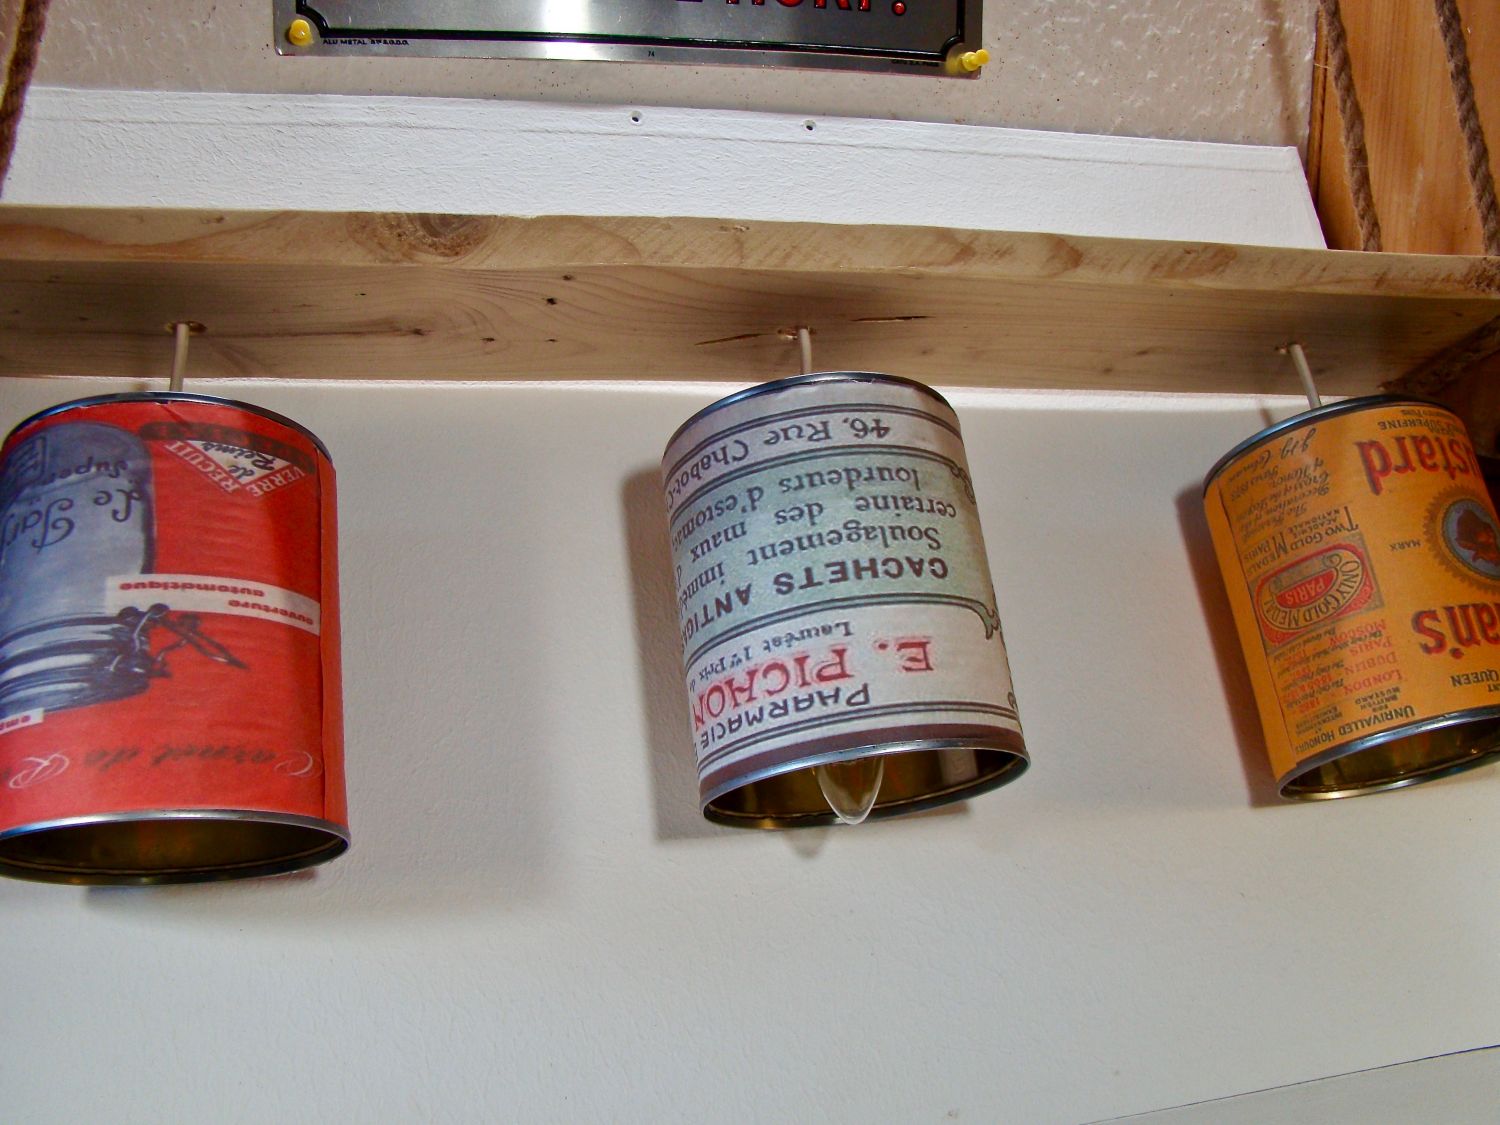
xmin=1204 ymin=395 xmax=1500 ymax=798
xmin=0 ymin=393 xmax=346 ymax=882
xmin=661 ymin=372 xmax=1027 ymax=827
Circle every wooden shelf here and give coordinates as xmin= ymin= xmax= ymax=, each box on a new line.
xmin=2 ymin=206 xmax=1497 ymax=406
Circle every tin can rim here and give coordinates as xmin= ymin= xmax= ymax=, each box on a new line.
xmin=1277 ymin=705 xmax=1500 ymax=799
xmin=0 ymin=809 xmax=350 ymax=884
xmin=3 ymin=392 xmax=334 ymax=463
xmin=664 ymin=371 xmax=954 ymax=455
xmin=699 ymin=734 xmax=1028 ymax=826
xmin=1201 ymin=393 xmax=1452 ymax=496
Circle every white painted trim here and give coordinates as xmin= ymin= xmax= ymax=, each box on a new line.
xmin=1115 ymin=1045 xmax=1500 ymax=1124
xmin=5 ymin=87 xmax=1325 ymax=247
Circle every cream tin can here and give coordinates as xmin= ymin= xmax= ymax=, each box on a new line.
xmin=662 ymin=372 xmax=1027 ymax=827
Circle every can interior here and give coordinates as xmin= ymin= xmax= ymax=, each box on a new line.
xmin=1283 ymin=717 xmax=1500 ymax=798
xmin=0 ymin=814 xmax=348 ymax=884
xmin=704 ymin=737 xmax=1027 ymax=828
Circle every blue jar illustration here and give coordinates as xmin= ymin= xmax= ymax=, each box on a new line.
xmin=0 ymin=422 xmax=168 ymax=720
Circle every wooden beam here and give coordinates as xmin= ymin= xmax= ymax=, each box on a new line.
xmin=0 ymin=207 xmax=1496 ymax=399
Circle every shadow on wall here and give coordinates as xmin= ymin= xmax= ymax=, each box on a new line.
xmin=82 ymin=419 xmax=561 ymax=926
xmin=1259 ymin=0 xmax=1308 ymax=151
xmin=1176 ymin=484 xmax=1281 ymax=807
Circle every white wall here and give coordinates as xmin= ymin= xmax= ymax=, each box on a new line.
xmin=3 ymin=377 xmax=1499 ymax=1123
xmin=0 ymin=0 xmax=1316 ymax=145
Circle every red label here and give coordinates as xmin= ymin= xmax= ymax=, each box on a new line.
xmin=0 ymin=399 xmax=344 ymax=834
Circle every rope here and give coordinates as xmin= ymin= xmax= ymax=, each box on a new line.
xmin=0 ymin=0 xmax=50 ymax=198
xmin=1318 ymin=0 xmax=1383 ymax=251
xmin=1433 ymin=0 xmax=1500 ymax=256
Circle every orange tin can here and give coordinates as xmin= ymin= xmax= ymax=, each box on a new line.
xmin=0 ymin=393 xmax=347 ymax=882
xmin=1204 ymin=395 xmax=1500 ymax=798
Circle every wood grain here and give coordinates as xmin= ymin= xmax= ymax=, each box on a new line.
xmin=5 ymin=207 xmax=1500 ymax=293
xmin=1312 ymin=0 xmax=1500 ymax=253
xmin=0 ymin=207 xmax=1496 ymax=399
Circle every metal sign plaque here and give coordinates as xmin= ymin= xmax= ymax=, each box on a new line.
xmin=274 ymin=0 xmax=984 ymax=76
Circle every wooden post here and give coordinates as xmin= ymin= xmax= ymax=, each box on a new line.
xmin=1310 ymin=0 xmax=1500 ymax=254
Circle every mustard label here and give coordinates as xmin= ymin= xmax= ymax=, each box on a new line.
xmin=1205 ymin=402 xmax=1500 ymax=784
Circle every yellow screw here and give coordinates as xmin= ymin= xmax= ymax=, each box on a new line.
xmin=286 ymin=18 xmax=315 ymax=47
xmin=959 ymin=48 xmax=990 ymax=72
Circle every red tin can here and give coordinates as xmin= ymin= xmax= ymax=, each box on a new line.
xmin=0 ymin=393 xmax=347 ymax=883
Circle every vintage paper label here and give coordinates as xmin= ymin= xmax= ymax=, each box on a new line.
xmin=663 ymin=376 xmax=1023 ymax=805
xmin=1205 ymin=400 xmax=1500 ymax=787
xmin=0 ymin=399 xmax=343 ymax=835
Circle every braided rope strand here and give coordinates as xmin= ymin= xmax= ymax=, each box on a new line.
xmin=1433 ymin=0 xmax=1500 ymax=255
xmin=0 ymin=0 xmax=50 ymax=197
xmin=1318 ymin=0 xmax=1383 ymax=251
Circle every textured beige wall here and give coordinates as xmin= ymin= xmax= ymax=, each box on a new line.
xmin=2 ymin=0 xmax=1314 ymax=146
